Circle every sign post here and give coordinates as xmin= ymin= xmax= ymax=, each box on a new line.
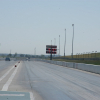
xmin=50 ymin=45 xmax=52 ymax=60
xmin=46 ymin=45 xmax=57 ymax=60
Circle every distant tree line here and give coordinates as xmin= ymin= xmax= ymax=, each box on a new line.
xmin=0 ymin=53 xmax=48 ymax=59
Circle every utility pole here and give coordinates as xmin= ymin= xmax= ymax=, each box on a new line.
xmin=59 ymin=35 xmax=60 ymax=57
xmin=54 ymin=38 xmax=55 ymax=45
xmin=54 ymin=38 xmax=56 ymax=57
xmin=34 ymin=48 xmax=36 ymax=57
xmin=72 ymin=24 xmax=74 ymax=59
xmin=35 ymin=48 xmax=36 ymax=56
xmin=10 ymin=50 xmax=11 ymax=57
xmin=64 ymin=29 xmax=66 ymax=58
xmin=51 ymin=40 xmax=52 ymax=45
xmin=50 ymin=40 xmax=52 ymax=60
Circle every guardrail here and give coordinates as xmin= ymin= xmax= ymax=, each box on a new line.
xmin=37 ymin=59 xmax=100 ymax=74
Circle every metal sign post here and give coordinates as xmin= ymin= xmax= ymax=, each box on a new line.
xmin=46 ymin=45 xmax=57 ymax=60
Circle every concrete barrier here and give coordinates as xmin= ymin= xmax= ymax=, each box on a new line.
xmin=57 ymin=61 xmax=63 ymax=66
xmin=75 ymin=63 xmax=100 ymax=74
xmin=37 ymin=59 xmax=100 ymax=74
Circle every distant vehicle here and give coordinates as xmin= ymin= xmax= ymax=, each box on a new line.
xmin=5 ymin=57 xmax=10 ymax=61
xmin=26 ymin=58 xmax=30 ymax=61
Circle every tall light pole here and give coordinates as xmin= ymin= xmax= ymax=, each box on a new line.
xmin=54 ymin=38 xmax=56 ymax=45
xmin=35 ymin=48 xmax=36 ymax=55
xmin=51 ymin=40 xmax=52 ymax=45
xmin=76 ymin=53 xmax=78 ymax=59
xmin=59 ymin=35 xmax=60 ymax=57
xmin=92 ymin=51 xmax=94 ymax=58
xmin=34 ymin=48 xmax=35 ymax=56
xmin=83 ymin=52 xmax=85 ymax=59
xmin=54 ymin=38 xmax=56 ymax=57
xmin=64 ymin=29 xmax=66 ymax=58
xmin=72 ymin=24 xmax=74 ymax=59
xmin=95 ymin=51 xmax=97 ymax=58
xmin=34 ymin=48 xmax=36 ymax=56
xmin=10 ymin=50 xmax=11 ymax=57
xmin=50 ymin=40 xmax=52 ymax=60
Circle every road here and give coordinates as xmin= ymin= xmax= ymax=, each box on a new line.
xmin=0 ymin=61 xmax=100 ymax=100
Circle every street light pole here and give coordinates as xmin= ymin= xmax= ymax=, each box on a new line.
xmin=35 ymin=48 xmax=36 ymax=56
xmin=51 ymin=40 xmax=52 ymax=45
xmin=54 ymin=38 xmax=56 ymax=45
xmin=95 ymin=51 xmax=97 ymax=58
xmin=34 ymin=48 xmax=36 ymax=56
xmin=72 ymin=24 xmax=74 ymax=59
xmin=54 ymin=38 xmax=56 ymax=57
xmin=10 ymin=50 xmax=11 ymax=57
xmin=92 ymin=51 xmax=94 ymax=58
xmin=59 ymin=35 xmax=60 ymax=57
xmin=50 ymin=40 xmax=52 ymax=60
xmin=64 ymin=29 xmax=66 ymax=58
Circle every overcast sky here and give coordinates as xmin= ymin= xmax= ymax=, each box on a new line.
xmin=0 ymin=0 xmax=100 ymax=55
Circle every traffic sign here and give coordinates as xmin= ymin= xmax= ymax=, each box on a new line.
xmin=46 ymin=48 xmax=57 ymax=51
xmin=46 ymin=51 xmax=56 ymax=54
xmin=46 ymin=45 xmax=57 ymax=54
xmin=46 ymin=45 xmax=57 ymax=48
xmin=46 ymin=45 xmax=57 ymax=60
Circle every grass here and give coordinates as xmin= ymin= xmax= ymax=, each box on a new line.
xmin=63 ymin=53 xmax=100 ymax=58
xmin=52 ymin=59 xmax=100 ymax=65
xmin=48 ymin=53 xmax=100 ymax=65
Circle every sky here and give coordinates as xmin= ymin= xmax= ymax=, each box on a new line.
xmin=0 ymin=0 xmax=100 ymax=56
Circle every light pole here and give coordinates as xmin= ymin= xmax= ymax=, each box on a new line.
xmin=35 ymin=48 xmax=36 ymax=56
xmin=92 ymin=51 xmax=94 ymax=58
xmin=79 ymin=53 xmax=80 ymax=59
xmin=50 ymin=40 xmax=52 ymax=60
xmin=64 ymin=29 xmax=66 ymax=58
xmin=34 ymin=48 xmax=35 ymax=56
xmin=10 ymin=50 xmax=11 ymax=57
xmin=51 ymin=40 xmax=52 ymax=45
xmin=59 ymin=35 xmax=60 ymax=57
xmin=76 ymin=53 xmax=78 ymax=59
xmin=54 ymin=38 xmax=56 ymax=57
xmin=78 ymin=53 xmax=79 ymax=59
xmin=95 ymin=51 xmax=97 ymax=58
xmin=86 ymin=52 xmax=87 ymax=58
xmin=54 ymin=38 xmax=56 ymax=45
xmin=72 ymin=24 xmax=74 ymax=59
xmin=88 ymin=52 xmax=90 ymax=58
xmin=83 ymin=52 xmax=85 ymax=59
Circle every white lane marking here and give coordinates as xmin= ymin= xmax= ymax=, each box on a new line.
xmin=2 ymin=63 xmax=20 ymax=91
xmin=0 ymin=65 xmax=15 ymax=82
xmin=0 ymin=94 xmax=24 ymax=96
xmin=30 ymin=92 xmax=34 ymax=100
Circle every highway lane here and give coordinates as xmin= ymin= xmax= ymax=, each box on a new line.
xmin=0 ymin=61 xmax=17 ymax=72
xmin=0 ymin=61 xmax=18 ymax=90
xmin=0 ymin=61 xmax=100 ymax=100
xmin=0 ymin=61 xmax=18 ymax=81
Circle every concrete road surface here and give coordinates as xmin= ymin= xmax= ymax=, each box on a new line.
xmin=0 ymin=61 xmax=100 ymax=100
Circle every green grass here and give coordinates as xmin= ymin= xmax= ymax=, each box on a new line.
xmin=53 ymin=59 xmax=100 ymax=65
xmin=50 ymin=53 xmax=100 ymax=65
xmin=63 ymin=53 xmax=100 ymax=58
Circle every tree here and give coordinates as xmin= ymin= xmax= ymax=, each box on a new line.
xmin=7 ymin=53 xmax=12 ymax=57
xmin=25 ymin=55 xmax=28 ymax=57
xmin=14 ymin=53 xmax=17 ymax=58
xmin=1 ymin=54 xmax=5 ymax=58
xmin=41 ymin=54 xmax=45 ymax=58
xmin=20 ymin=54 xmax=24 ymax=57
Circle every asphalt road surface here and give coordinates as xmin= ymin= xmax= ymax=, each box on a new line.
xmin=0 ymin=61 xmax=100 ymax=100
